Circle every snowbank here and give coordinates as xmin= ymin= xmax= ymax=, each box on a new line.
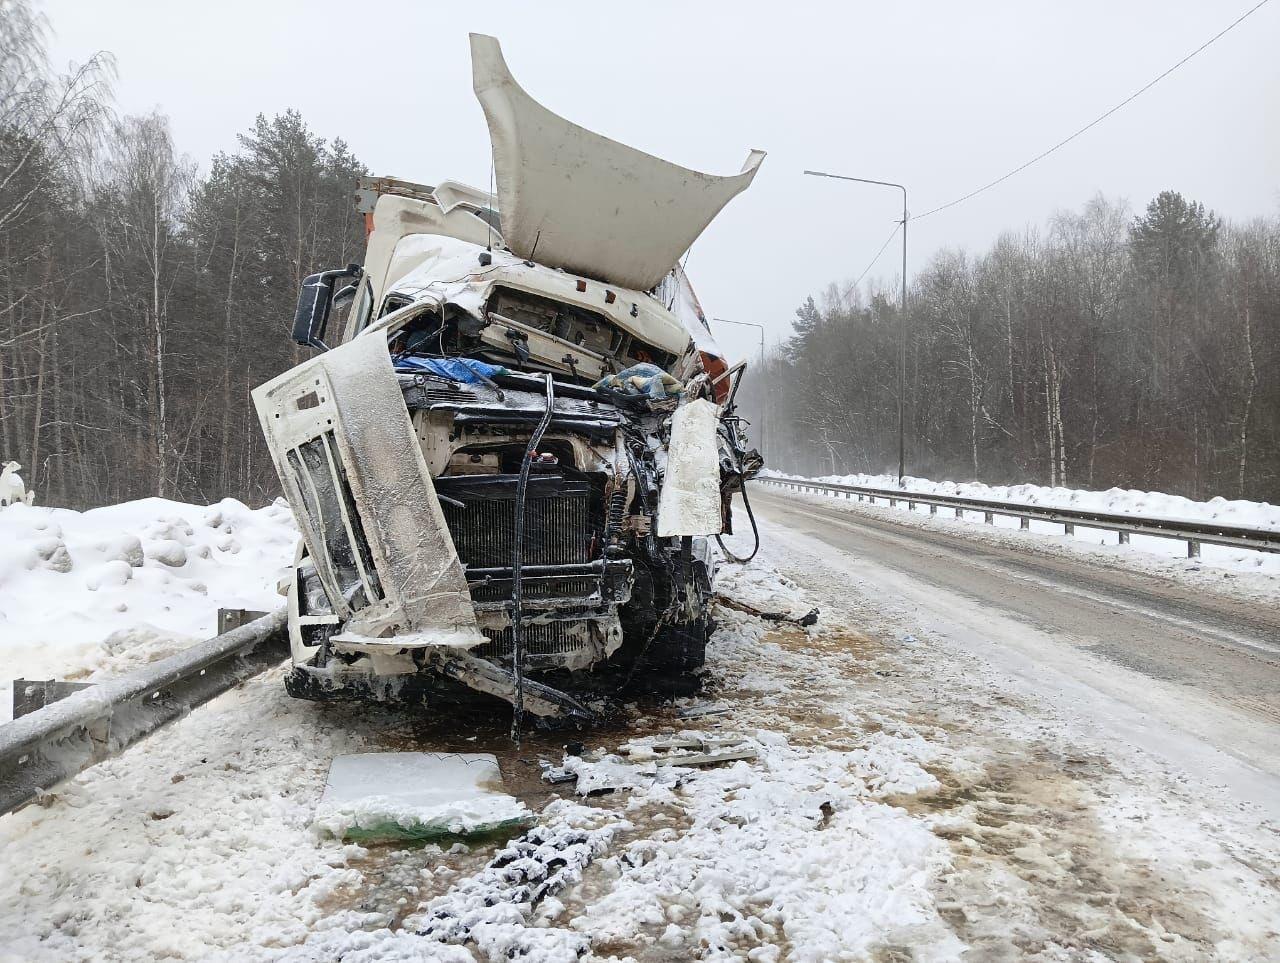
xmin=0 ymin=497 xmax=296 ymax=720
xmin=763 ymin=470 xmax=1280 ymax=531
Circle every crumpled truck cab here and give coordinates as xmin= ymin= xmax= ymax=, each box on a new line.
xmin=251 ymin=34 xmax=763 ymax=722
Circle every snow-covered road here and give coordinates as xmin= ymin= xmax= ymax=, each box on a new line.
xmin=750 ymin=486 xmax=1280 ymax=814
xmin=2 ymin=491 xmax=1278 ymax=960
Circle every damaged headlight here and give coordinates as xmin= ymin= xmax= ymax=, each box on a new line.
xmin=298 ymin=559 xmax=334 ymax=615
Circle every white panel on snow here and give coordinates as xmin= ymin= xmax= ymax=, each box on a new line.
xmin=471 ymin=34 xmax=764 ymax=292
xmin=657 ymin=399 xmax=723 ymax=537
xmin=315 ymin=752 xmax=532 ymax=841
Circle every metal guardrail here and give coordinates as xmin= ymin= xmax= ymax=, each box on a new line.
xmin=758 ymin=477 xmax=1280 ymax=558
xmin=0 ymin=608 xmax=288 ymax=816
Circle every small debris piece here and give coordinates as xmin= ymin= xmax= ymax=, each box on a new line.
xmin=620 ymin=733 xmax=757 ymax=768
xmin=561 ymin=754 xmax=654 ymax=796
xmin=817 ymin=801 xmax=835 ymax=829
xmin=677 ymin=702 xmax=730 ymax=719
xmin=540 ymin=766 xmax=578 ymax=785
xmin=626 ymin=735 xmax=745 ymax=754
xmin=714 ymin=595 xmax=820 ymax=627
xmin=654 ymin=747 xmax=758 ymax=768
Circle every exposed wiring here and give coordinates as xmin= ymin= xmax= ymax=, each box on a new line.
xmin=510 ymin=372 xmax=555 ymax=744
xmin=915 ymin=0 xmax=1272 ymax=220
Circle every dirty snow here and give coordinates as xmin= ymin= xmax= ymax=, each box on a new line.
xmin=0 ymin=497 xmax=296 ymax=720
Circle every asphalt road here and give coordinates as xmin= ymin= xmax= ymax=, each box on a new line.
xmin=749 ymin=484 xmax=1280 ymax=815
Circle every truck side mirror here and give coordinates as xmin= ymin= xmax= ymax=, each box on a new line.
xmin=292 ymin=264 xmax=363 ymax=350
xmin=332 ymin=283 xmax=358 ymax=308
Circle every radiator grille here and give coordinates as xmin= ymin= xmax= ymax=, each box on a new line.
xmin=440 ymin=481 xmax=591 ymax=568
xmin=421 ymin=384 xmax=479 ymax=404
xmin=469 ymin=576 xmax=597 ymax=604
xmin=478 ymin=622 xmax=589 ymax=658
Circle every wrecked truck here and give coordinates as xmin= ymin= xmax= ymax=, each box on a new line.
xmin=251 ymin=35 xmax=764 ymax=723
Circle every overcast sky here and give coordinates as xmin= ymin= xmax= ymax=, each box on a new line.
xmin=43 ymin=0 xmax=1280 ymax=364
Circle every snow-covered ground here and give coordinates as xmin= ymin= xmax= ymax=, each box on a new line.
xmin=0 ymin=497 xmax=296 ymax=721
xmin=763 ymin=469 xmax=1280 ymax=584
xmin=2 ymin=497 xmax=1278 ymax=960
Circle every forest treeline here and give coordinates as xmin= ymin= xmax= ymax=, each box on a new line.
xmin=1 ymin=3 xmax=364 ymax=509
xmin=5 ymin=4 xmax=1276 ymax=510
xmin=742 ymin=191 xmax=1279 ymax=502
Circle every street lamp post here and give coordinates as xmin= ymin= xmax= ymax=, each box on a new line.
xmin=803 ymin=170 xmax=909 ymax=487
xmin=712 ymin=316 xmax=767 ymax=455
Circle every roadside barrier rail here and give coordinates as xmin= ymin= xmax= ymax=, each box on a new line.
xmin=757 ymin=477 xmax=1280 ymax=558
xmin=0 ymin=608 xmax=287 ymax=816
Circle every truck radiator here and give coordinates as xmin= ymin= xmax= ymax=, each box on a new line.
xmin=469 ymin=575 xmax=598 ymax=604
xmin=436 ymin=473 xmax=593 ymax=568
xmin=477 ymin=622 xmax=588 ymax=657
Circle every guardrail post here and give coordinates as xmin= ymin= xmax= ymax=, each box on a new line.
xmin=1064 ymin=522 xmax=1075 ymax=535
xmin=889 ymin=497 xmax=897 ymax=508
xmin=955 ymin=507 xmax=963 ymax=519
xmin=857 ymin=494 xmax=864 ymax=502
xmin=1019 ymin=517 xmax=1029 ymax=530
xmin=1188 ymin=539 xmax=1201 ymax=558
xmin=908 ymin=500 xmax=916 ymax=511
xmin=1118 ymin=531 xmax=1129 ymax=545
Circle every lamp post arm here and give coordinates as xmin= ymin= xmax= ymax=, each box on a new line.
xmin=802 ymin=169 xmax=910 ymax=486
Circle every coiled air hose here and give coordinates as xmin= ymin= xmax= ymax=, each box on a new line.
xmin=715 ymin=480 xmax=761 ymax=564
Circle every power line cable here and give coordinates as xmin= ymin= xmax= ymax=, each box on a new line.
xmin=915 ymin=0 xmax=1272 ymax=220
xmin=853 ymin=222 xmax=901 ymax=289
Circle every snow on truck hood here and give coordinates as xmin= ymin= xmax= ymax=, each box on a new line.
xmin=470 ymin=33 xmax=765 ymax=292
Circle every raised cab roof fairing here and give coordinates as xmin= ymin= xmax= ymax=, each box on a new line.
xmin=470 ymin=33 xmax=765 ymax=293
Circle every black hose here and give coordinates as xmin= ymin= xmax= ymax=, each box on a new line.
xmin=510 ymin=373 xmax=555 ymax=744
xmin=715 ymin=480 xmax=761 ymax=564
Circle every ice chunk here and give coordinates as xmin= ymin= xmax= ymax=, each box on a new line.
xmin=314 ymin=752 xmax=532 ymax=842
